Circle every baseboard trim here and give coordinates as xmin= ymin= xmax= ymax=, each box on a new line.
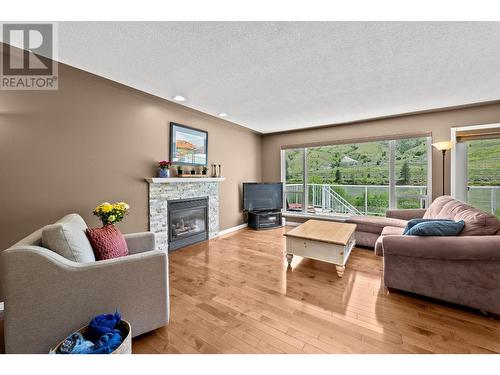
xmin=218 ymin=223 xmax=248 ymax=236
xmin=218 ymin=220 xmax=299 ymax=235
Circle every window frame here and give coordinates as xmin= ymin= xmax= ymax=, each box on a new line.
xmin=451 ymin=123 xmax=500 ymax=216
xmin=281 ymin=135 xmax=432 ymax=215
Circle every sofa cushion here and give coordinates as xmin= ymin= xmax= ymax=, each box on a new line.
xmin=354 ymin=231 xmax=380 ymax=248
xmin=424 ymin=196 xmax=500 ymax=236
xmin=381 ymin=226 xmax=406 ymax=236
xmin=86 ymin=225 xmax=129 ymax=261
xmin=42 ymin=214 xmax=96 ymax=263
xmin=374 ymin=226 xmax=404 ymax=256
xmin=347 ymin=215 xmax=407 ymax=235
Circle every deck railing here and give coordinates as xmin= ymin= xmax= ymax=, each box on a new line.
xmin=285 ymin=183 xmax=427 ymax=216
xmin=468 ymin=186 xmax=500 ymax=216
xmin=285 ymin=183 xmax=500 ymax=217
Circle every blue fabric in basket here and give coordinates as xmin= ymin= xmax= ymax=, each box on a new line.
xmin=87 ymin=311 xmax=122 ymax=341
xmin=57 ymin=332 xmax=94 ymax=354
xmin=90 ymin=331 xmax=124 ymax=354
xmin=55 ymin=311 xmax=125 ymax=354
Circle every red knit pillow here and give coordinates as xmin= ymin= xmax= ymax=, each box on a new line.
xmin=86 ymin=225 xmax=129 ymax=260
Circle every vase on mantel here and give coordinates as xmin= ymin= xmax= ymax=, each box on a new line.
xmin=158 ymin=168 xmax=170 ymax=178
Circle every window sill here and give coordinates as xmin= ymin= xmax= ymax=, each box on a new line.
xmin=283 ymin=211 xmax=351 ymax=222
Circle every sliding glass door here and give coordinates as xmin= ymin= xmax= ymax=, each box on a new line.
xmin=283 ymin=148 xmax=305 ymax=212
xmin=467 ymin=139 xmax=500 ymax=217
xmin=282 ymin=135 xmax=431 ymax=216
xmin=452 ymin=124 xmax=500 ymax=218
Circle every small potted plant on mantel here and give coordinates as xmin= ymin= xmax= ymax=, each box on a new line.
xmin=158 ymin=160 xmax=172 ymax=178
xmin=176 ymin=165 xmax=183 ymax=176
xmin=202 ymin=166 xmax=209 ymax=175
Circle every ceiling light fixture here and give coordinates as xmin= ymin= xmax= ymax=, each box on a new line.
xmin=218 ymin=112 xmax=228 ymax=117
xmin=172 ymin=95 xmax=186 ymax=102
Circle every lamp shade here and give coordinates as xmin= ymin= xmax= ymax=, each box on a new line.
xmin=432 ymin=141 xmax=453 ymax=151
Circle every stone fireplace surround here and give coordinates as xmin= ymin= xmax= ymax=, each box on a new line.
xmin=145 ymin=177 xmax=225 ymax=251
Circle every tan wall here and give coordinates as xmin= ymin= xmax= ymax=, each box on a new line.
xmin=0 ymin=59 xmax=261 ymax=249
xmin=261 ymin=103 xmax=500 ymax=198
xmin=3 ymin=44 xmax=500 ymax=250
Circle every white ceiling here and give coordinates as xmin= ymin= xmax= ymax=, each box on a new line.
xmin=55 ymin=22 xmax=500 ymax=133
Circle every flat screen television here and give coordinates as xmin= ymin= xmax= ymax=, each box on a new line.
xmin=243 ymin=182 xmax=283 ymax=212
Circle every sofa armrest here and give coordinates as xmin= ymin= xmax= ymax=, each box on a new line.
xmin=124 ymin=232 xmax=156 ymax=254
xmin=385 ymin=209 xmax=426 ymax=220
xmin=0 ymin=245 xmax=169 ymax=353
xmin=382 ymin=235 xmax=500 ymax=260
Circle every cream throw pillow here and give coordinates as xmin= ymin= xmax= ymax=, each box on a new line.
xmin=42 ymin=214 xmax=96 ymax=263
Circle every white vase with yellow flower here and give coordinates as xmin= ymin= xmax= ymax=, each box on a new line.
xmin=93 ymin=202 xmax=130 ymax=227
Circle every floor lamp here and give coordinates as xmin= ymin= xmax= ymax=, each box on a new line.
xmin=432 ymin=141 xmax=453 ymax=196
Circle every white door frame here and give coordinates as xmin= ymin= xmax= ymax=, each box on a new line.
xmin=451 ymin=123 xmax=500 ymax=200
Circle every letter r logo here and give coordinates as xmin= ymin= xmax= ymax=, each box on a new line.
xmin=2 ymin=23 xmax=53 ymax=75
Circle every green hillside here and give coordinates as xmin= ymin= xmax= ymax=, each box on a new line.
xmin=467 ymin=139 xmax=500 ymax=186
xmin=285 ymin=138 xmax=499 ymax=216
xmin=286 ymin=138 xmax=428 ymax=186
xmin=286 ymin=138 xmax=499 ymax=186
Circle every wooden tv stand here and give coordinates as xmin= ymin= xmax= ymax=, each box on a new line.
xmin=248 ymin=210 xmax=282 ymax=230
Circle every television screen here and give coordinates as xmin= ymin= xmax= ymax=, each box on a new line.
xmin=243 ymin=183 xmax=283 ymax=211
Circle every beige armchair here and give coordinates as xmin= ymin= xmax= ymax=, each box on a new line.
xmin=0 ymin=215 xmax=169 ymax=354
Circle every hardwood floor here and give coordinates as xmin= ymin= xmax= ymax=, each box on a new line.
xmin=132 ymin=226 xmax=500 ymax=354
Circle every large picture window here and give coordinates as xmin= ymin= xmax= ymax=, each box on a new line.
xmin=281 ymin=135 xmax=431 ymax=216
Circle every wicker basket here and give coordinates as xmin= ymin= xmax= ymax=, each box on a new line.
xmin=52 ymin=320 xmax=131 ymax=354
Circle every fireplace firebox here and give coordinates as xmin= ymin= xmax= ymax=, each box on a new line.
xmin=167 ymin=197 xmax=209 ymax=252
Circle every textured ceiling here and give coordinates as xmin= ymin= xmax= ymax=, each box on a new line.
xmin=54 ymin=22 xmax=500 ymax=133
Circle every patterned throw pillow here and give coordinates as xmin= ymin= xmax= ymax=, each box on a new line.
xmin=86 ymin=225 xmax=129 ymax=260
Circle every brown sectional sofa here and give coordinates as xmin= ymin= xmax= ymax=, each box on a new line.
xmin=347 ymin=196 xmax=500 ymax=314
xmin=345 ymin=215 xmax=408 ymax=249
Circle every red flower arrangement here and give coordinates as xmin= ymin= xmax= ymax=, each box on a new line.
xmin=158 ymin=160 xmax=172 ymax=169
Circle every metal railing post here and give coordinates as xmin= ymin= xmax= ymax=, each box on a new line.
xmin=322 ymin=185 xmax=326 ymax=211
xmin=492 ymin=187 xmax=497 ymax=215
xmin=364 ymin=186 xmax=368 ymax=214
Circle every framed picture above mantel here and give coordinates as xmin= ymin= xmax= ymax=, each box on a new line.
xmin=169 ymin=122 xmax=208 ymax=166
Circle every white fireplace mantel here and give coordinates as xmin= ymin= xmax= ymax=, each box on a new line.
xmin=145 ymin=177 xmax=225 ymax=183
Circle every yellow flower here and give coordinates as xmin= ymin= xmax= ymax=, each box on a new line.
xmin=114 ymin=202 xmax=129 ymax=211
xmin=108 ymin=215 xmax=116 ymax=222
xmin=100 ymin=203 xmax=113 ymax=213
xmin=119 ymin=202 xmax=130 ymax=210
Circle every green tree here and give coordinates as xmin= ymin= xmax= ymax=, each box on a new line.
xmin=398 ymin=161 xmax=411 ymax=185
xmin=309 ymin=175 xmax=323 ymax=184
xmin=334 ymin=169 xmax=342 ymax=183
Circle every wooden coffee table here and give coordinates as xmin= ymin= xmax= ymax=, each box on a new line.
xmin=284 ymin=220 xmax=356 ymax=277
